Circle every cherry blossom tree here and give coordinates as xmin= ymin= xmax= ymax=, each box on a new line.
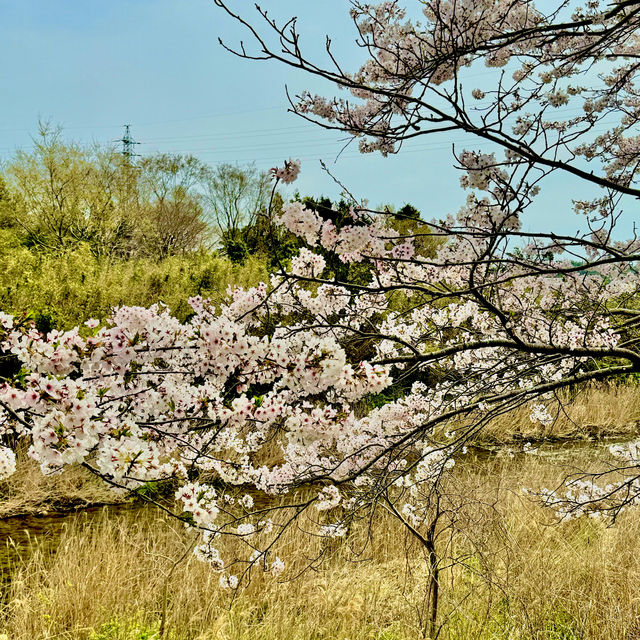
xmin=1 ymin=0 xmax=640 ymax=635
xmin=209 ymin=0 xmax=640 ymax=521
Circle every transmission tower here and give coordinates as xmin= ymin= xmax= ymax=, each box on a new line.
xmin=118 ymin=124 xmax=140 ymax=162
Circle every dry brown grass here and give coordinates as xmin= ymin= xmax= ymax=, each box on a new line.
xmin=0 ymin=448 xmax=121 ymax=519
xmin=474 ymin=382 xmax=640 ymax=443
xmin=2 ymin=447 xmax=640 ymax=640
xmin=0 ymin=505 xmax=422 ymax=639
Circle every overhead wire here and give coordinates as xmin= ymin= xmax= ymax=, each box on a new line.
xmin=0 ymin=105 xmax=290 ymax=134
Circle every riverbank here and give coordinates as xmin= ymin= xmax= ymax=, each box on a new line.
xmin=0 ymin=446 xmax=637 ymax=640
xmin=0 ymin=454 xmax=125 ymax=520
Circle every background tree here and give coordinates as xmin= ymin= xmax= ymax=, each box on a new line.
xmin=5 ymin=123 xmax=140 ymax=257
xmin=137 ymin=153 xmax=210 ymax=259
xmin=7 ymin=123 xmax=96 ymax=249
xmin=0 ymin=174 xmax=17 ymax=232
xmin=203 ymin=162 xmax=271 ymax=260
xmin=77 ymin=146 xmax=140 ymax=258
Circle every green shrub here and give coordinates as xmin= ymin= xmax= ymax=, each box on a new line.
xmin=88 ymin=616 xmax=161 ymax=640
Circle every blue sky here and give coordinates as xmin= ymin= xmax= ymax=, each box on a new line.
xmin=0 ymin=0 xmax=622 ymax=235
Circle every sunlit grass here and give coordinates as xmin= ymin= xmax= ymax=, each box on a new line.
xmin=2 ymin=450 xmax=640 ymax=640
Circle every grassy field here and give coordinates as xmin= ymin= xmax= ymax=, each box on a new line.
xmin=478 ymin=382 xmax=640 ymax=442
xmin=1 ymin=437 xmax=640 ymax=640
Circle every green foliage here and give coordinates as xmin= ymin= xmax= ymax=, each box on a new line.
xmin=448 ymin=598 xmax=584 ymax=640
xmin=88 ymin=616 xmax=161 ymax=640
xmin=543 ymin=609 xmax=584 ymax=640
xmin=396 ymin=203 xmax=421 ymax=219
xmin=0 ymin=241 xmax=268 ymax=329
xmin=375 ymin=630 xmax=407 ymax=640
xmin=224 ymin=238 xmax=249 ymax=264
xmin=230 ymin=192 xmax=303 ymax=269
xmin=132 ymin=480 xmax=175 ymax=501
xmin=0 ymin=175 xmax=17 ymax=230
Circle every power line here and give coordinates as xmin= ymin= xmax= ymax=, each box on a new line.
xmin=0 ymin=105 xmax=290 ymax=134
xmin=138 ymin=123 xmax=313 ymax=143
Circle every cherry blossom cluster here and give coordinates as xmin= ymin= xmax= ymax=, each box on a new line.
xmin=0 ymin=281 xmax=403 ymax=580
xmin=269 ymin=158 xmax=301 ymax=184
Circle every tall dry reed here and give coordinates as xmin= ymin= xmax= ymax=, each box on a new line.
xmin=2 ymin=448 xmax=640 ymax=639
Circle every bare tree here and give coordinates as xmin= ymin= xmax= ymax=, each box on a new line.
xmin=137 ymin=153 xmax=210 ymax=258
xmin=5 ymin=122 xmax=140 ymax=256
xmin=7 ymin=123 xmax=94 ymax=248
xmin=202 ymin=162 xmax=271 ymax=244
